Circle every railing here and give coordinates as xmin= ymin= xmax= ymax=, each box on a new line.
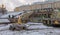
xmin=30 ymin=18 xmax=60 ymax=20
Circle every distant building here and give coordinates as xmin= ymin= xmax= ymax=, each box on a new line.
xmin=14 ymin=5 xmax=31 ymax=12
xmin=14 ymin=1 xmax=60 ymax=12
xmin=47 ymin=0 xmax=60 ymax=2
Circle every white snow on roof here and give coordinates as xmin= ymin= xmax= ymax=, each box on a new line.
xmin=15 ymin=13 xmax=23 ymax=18
xmin=0 ymin=12 xmax=23 ymax=18
xmin=0 ymin=19 xmax=10 ymax=23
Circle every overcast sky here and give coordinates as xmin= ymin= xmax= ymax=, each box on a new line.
xmin=0 ymin=0 xmax=46 ymax=11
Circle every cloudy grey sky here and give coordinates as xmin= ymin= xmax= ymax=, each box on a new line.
xmin=0 ymin=0 xmax=46 ymax=11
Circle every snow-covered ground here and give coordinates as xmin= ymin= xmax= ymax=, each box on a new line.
xmin=26 ymin=22 xmax=53 ymax=29
xmin=0 ymin=12 xmax=23 ymax=18
xmin=0 ymin=22 xmax=60 ymax=35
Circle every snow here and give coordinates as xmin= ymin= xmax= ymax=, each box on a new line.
xmin=0 ymin=22 xmax=60 ymax=35
xmin=0 ymin=24 xmax=11 ymax=31
xmin=0 ymin=12 xmax=23 ymax=18
xmin=14 ymin=13 xmax=23 ymax=18
xmin=0 ymin=29 xmax=60 ymax=35
xmin=0 ymin=19 xmax=10 ymax=23
xmin=28 ymin=25 xmax=52 ymax=29
xmin=27 ymin=22 xmax=43 ymax=25
xmin=26 ymin=22 xmax=53 ymax=29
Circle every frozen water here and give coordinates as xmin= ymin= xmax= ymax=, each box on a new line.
xmin=26 ymin=22 xmax=43 ymax=25
xmin=26 ymin=22 xmax=53 ymax=29
xmin=0 ymin=19 xmax=10 ymax=23
xmin=0 ymin=22 xmax=60 ymax=35
xmin=0 ymin=24 xmax=11 ymax=31
xmin=0 ymin=29 xmax=60 ymax=35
